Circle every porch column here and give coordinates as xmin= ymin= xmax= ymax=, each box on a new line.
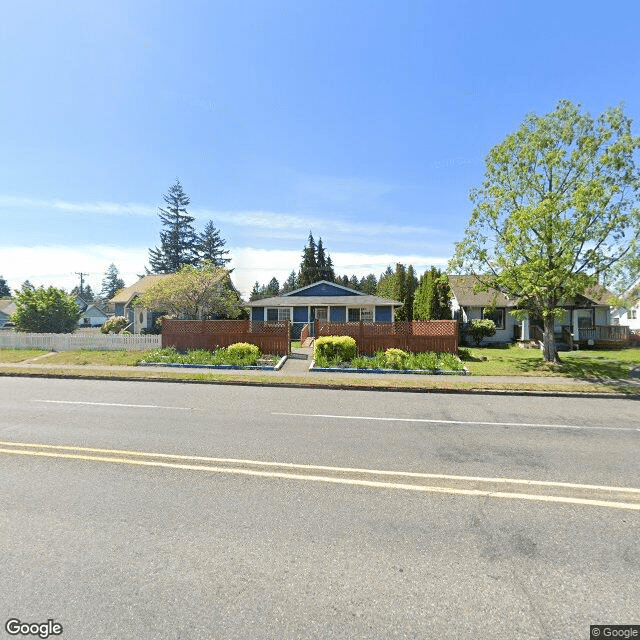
xmin=572 ymin=309 xmax=579 ymax=341
xmin=521 ymin=317 xmax=529 ymax=340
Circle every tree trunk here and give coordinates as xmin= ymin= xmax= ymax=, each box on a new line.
xmin=542 ymin=314 xmax=560 ymax=363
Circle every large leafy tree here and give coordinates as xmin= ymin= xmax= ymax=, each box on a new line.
xmin=198 ymin=220 xmax=231 ymax=266
xmin=12 ymin=285 xmax=81 ymax=333
xmin=0 ymin=276 xmax=10 ymax=297
xmin=100 ymin=264 xmax=125 ymax=300
xmin=413 ymin=268 xmax=452 ymax=320
xmin=450 ymin=100 xmax=640 ymax=362
xmin=148 ymin=180 xmax=199 ymax=273
xmin=137 ymin=262 xmax=242 ymax=320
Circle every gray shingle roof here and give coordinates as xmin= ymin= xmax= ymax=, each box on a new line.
xmin=246 ymin=295 xmax=402 ymax=307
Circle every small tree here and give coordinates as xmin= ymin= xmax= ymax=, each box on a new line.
xmin=100 ymin=264 xmax=125 ymax=300
xmin=137 ymin=262 xmax=242 ymax=320
xmin=148 ymin=179 xmax=199 ymax=273
xmin=467 ymin=319 xmax=496 ymax=346
xmin=12 ymin=285 xmax=81 ymax=333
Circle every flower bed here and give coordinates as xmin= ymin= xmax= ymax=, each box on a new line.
xmin=139 ymin=346 xmax=284 ymax=370
xmin=311 ymin=348 xmax=467 ymax=375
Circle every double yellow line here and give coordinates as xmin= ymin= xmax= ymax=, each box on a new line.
xmin=2 ymin=440 xmax=639 ymax=511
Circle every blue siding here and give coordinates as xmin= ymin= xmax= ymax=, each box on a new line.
xmin=330 ymin=306 xmax=346 ymax=322
xmin=115 ymin=303 xmax=125 ymax=316
xmin=251 ymin=307 xmax=264 ymax=322
xmin=375 ymin=306 xmax=393 ymax=322
xmin=289 ymin=282 xmax=359 ymax=297
xmin=293 ymin=307 xmax=309 ymax=322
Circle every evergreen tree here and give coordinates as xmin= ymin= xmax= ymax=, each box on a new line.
xmin=392 ymin=264 xmax=409 ymax=320
xmin=413 ymin=268 xmax=452 ymax=320
xmin=281 ymin=271 xmax=298 ymax=294
xmin=265 ymin=277 xmax=280 ymax=297
xmin=198 ymin=220 xmax=230 ymax=266
xmin=349 ymin=275 xmax=360 ymax=291
xmin=148 ymin=179 xmax=198 ymax=273
xmin=360 ymin=274 xmax=378 ymax=295
xmin=249 ymin=282 xmax=263 ymax=301
xmin=298 ymin=232 xmax=319 ymax=287
xmin=72 ymin=284 xmax=95 ymax=301
xmin=0 ymin=276 xmax=10 ymax=297
xmin=325 ymin=255 xmax=336 ymax=282
xmin=403 ymin=265 xmax=418 ymax=322
xmin=21 ymin=280 xmax=35 ymax=291
xmin=100 ymin=264 xmax=125 ymax=300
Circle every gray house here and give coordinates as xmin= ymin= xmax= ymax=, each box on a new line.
xmin=246 ymin=280 xmax=403 ymax=338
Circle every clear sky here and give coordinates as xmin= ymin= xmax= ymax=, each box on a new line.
xmin=2 ymin=0 xmax=640 ymax=298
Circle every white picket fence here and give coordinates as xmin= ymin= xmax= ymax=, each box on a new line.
xmin=0 ymin=332 xmax=161 ymax=351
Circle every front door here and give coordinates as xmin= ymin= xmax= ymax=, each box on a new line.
xmin=310 ymin=306 xmax=328 ymax=337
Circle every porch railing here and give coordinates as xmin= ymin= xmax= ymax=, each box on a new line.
xmin=575 ymin=325 xmax=630 ymax=343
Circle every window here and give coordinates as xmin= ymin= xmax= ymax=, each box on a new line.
xmin=482 ymin=307 xmax=505 ymax=330
xmin=629 ymin=309 xmax=638 ymax=320
xmin=348 ymin=307 xmax=374 ymax=322
xmin=314 ymin=307 xmax=328 ymax=322
xmin=267 ymin=308 xmax=291 ymax=322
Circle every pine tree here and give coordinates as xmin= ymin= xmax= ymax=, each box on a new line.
xmin=360 ymin=274 xmax=378 ymax=295
xmin=325 ymin=255 xmax=335 ymax=282
xmin=392 ymin=264 xmax=409 ymax=320
xmin=148 ymin=180 xmax=198 ymax=273
xmin=413 ymin=268 xmax=452 ymax=320
xmin=100 ymin=264 xmax=125 ymax=300
xmin=0 ymin=276 xmax=10 ymax=297
xmin=298 ymin=232 xmax=319 ymax=287
xmin=281 ymin=271 xmax=298 ymax=294
xmin=249 ymin=282 xmax=263 ymax=301
xmin=265 ymin=277 xmax=280 ymax=297
xmin=198 ymin=220 xmax=230 ymax=266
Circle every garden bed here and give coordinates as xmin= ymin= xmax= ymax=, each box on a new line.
xmin=138 ymin=346 xmax=286 ymax=371
xmin=310 ymin=348 xmax=467 ymax=375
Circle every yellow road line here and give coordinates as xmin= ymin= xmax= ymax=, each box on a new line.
xmin=0 ymin=439 xmax=637 ymax=495
xmin=1 ymin=445 xmax=639 ymax=512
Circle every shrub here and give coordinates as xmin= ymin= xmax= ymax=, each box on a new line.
xmin=101 ymin=316 xmax=129 ymax=334
xmin=467 ymin=319 xmax=496 ymax=346
xmin=314 ymin=336 xmax=357 ymax=363
xmin=384 ymin=348 xmax=409 ymax=369
xmin=410 ymin=351 xmax=438 ymax=370
xmin=225 ymin=342 xmax=261 ymax=365
xmin=438 ymin=352 xmax=464 ymax=371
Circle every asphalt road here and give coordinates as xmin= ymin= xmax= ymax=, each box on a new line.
xmin=1 ymin=377 xmax=639 ymax=639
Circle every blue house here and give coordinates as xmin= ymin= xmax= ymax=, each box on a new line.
xmin=246 ymin=280 xmax=403 ymax=338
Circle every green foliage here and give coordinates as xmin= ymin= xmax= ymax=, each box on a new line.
xmin=138 ymin=262 xmax=242 ymax=320
xmin=467 ymin=319 xmax=497 ymax=346
xmin=0 ymin=276 xmax=11 ymax=297
xmin=450 ymin=100 xmax=640 ymax=361
xmin=198 ymin=220 xmax=230 ymax=266
xmin=377 ymin=263 xmax=418 ymax=320
xmin=12 ymin=285 xmax=81 ymax=333
xmin=141 ymin=344 xmax=262 ymax=367
xmin=413 ymin=268 xmax=452 ymax=320
xmin=148 ymin=179 xmax=199 ymax=273
xmin=384 ymin=348 xmax=409 ymax=369
xmin=314 ymin=336 xmax=357 ymax=363
xmin=100 ymin=315 xmax=129 ymax=334
xmin=100 ymin=264 xmax=125 ymax=300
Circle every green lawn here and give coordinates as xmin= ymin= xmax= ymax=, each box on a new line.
xmin=34 ymin=350 xmax=151 ymax=366
xmin=461 ymin=345 xmax=640 ymax=379
xmin=0 ymin=349 xmax=49 ymax=363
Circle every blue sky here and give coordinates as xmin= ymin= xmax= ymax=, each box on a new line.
xmin=2 ymin=0 xmax=640 ymax=298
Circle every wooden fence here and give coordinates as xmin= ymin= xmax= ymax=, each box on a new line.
xmin=162 ymin=319 xmax=290 ymax=355
xmin=316 ymin=320 xmax=458 ymax=354
xmin=0 ymin=332 xmax=161 ymax=351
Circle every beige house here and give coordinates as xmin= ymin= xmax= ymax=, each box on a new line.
xmin=109 ymin=274 xmax=170 ymax=334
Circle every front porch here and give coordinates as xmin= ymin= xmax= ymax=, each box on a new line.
xmin=527 ymin=323 xmax=630 ymax=349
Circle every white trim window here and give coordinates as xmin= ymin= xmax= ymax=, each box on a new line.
xmin=481 ymin=307 xmax=505 ymax=330
xmin=348 ymin=307 xmax=374 ymax=322
xmin=266 ymin=308 xmax=292 ymax=322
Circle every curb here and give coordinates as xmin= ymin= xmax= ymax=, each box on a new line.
xmin=308 ymin=360 xmax=469 ymax=375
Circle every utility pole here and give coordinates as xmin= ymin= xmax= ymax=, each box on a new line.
xmin=75 ymin=272 xmax=88 ymax=297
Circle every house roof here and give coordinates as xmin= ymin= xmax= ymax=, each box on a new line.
xmin=246 ymin=294 xmax=402 ymax=307
xmin=0 ymin=299 xmax=16 ymax=315
xmin=448 ymin=275 xmax=615 ymax=308
xmin=109 ymin=274 xmax=170 ymax=304
xmin=448 ymin=275 xmax=518 ymax=308
xmin=282 ymin=280 xmax=364 ymax=297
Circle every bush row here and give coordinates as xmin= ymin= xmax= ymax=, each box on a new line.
xmin=141 ymin=343 xmax=266 ymax=367
xmin=313 ymin=336 xmax=463 ymax=371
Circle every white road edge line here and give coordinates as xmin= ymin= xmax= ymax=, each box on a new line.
xmin=1 ymin=447 xmax=639 ymax=512
xmin=35 ymin=400 xmax=192 ymax=410
xmin=273 ymin=412 xmax=640 ymax=433
xmin=0 ymin=440 xmax=638 ymax=495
